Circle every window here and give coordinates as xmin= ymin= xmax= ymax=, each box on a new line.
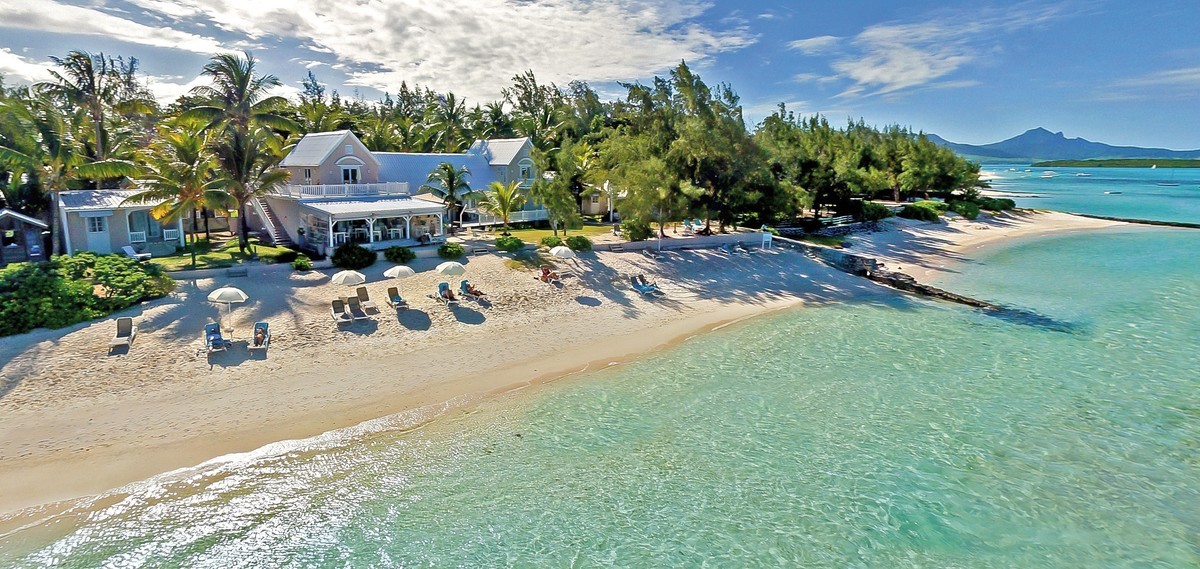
xmin=87 ymin=217 xmax=107 ymax=233
xmin=518 ymin=158 xmax=535 ymax=186
xmin=303 ymin=168 xmax=312 ymax=183
xmin=341 ymin=166 xmax=360 ymax=183
xmin=590 ymin=195 xmax=600 ymax=204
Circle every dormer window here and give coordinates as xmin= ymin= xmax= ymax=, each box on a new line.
xmin=518 ymin=158 xmax=535 ymax=187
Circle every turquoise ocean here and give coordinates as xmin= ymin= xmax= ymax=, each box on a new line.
xmin=983 ymin=164 xmax=1200 ymax=223
xmin=2 ymin=171 xmax=1198 ymax=566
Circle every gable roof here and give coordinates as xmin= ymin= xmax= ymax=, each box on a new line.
xmin=375 ymin=151 xmax=497 ymax=193
xmin=0 ymin=208 xmax=48 ymax=228
xmin=58 ymin=190 xmax=162 ymax=212
xmin=472 ymin=137 xmax=532 ymax=166
xmin=280 ymin=130 xmax=381 ymax=168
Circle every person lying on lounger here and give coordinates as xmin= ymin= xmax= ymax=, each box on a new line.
xmin=441 ymin=287 xmax=457 ymax=302
xmin=253 ymin=328 xmax=266 ymax=347
xmin=540 ymin=266 xmax=560 ymax=282
xmin=465 ymin=282 xmax=486 ymax=297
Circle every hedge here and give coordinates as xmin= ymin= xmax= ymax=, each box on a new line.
xmin=495 ymin=236 xmax=525 ymax=252
xmin=331 ymin=243 xmax=377 ymax=270
xmin=540 ymin=236 xmax=564 ymax=248
xmin=898 ymin=202 xmax=942 ymax=222
xmin=438 ymin=242 xmax=465 ymax=259
xmin=291 ymin=256 xmax=313 ymax=271
xmin=621 ymin=219 xmax=653 ymax=241
xmin=565 ymin=235 xmax=593 ymax=251
xmin=949 ymin=201 xmax=981 ymax=220
xmin=860 ymin=201 xmax=893 ymax=222
xmin=383 ymin=246 xmax=416 ymax=264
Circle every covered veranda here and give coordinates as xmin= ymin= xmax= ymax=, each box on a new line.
xmin=299 ymin=197 xmax=446 ymax=252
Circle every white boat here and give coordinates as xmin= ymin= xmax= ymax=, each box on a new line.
xmin=1075 ymin=173 xmax=1092 ymax=177
xmin=1040 ymin=171 xmax=1058 ymax=178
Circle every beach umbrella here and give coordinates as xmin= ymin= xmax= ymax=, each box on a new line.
xmin=331 ymin=270 xmax=367 ymax=286
xmin=383 ymin=265 xmax=416 ymax=279
xmin=436 ymin=261 xmax=466 ymax=276
xmin=207 ymin=286 xmax=249 ymax=331
xmin=549 ymin=245 xmax=576 ymax=260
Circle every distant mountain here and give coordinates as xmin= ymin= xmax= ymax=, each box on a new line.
xmin=927 ymin=128 xmax=1200 ymax=163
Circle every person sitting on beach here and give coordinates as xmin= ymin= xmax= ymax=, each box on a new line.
xmin=441 ymin=287 xmax=457 ymax=302
xmin=540 ymin=266 xmax=560 ymax=282
xmin=465 ymin=281 xmax=486 ymax=297
xmin=253 ymin=328 xmax=266 ymax=347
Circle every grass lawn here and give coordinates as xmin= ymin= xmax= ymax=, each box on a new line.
xmin=495 ymin=224 xmax=612 ymax=244
xmin=795 ymin=234 xmax=847 ymax=248
xmin=151 ymin=238 xmax=295 ymax=271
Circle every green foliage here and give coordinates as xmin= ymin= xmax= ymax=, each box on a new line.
xmin=539 ymin=235 xmax=564 ymax=248
xmin=860 ymin=201 xmax=894 ymax=222
xmin=383 ymin=246 xmax=416 ymax=264
xmin=437 ymin=242 xmax=465 ymax=259
xmin=565 ymin=235 xmax=593 ymax=251
xmin=0 ymin=254 xmax=174 ymax=337
xmin=494 ymin=235 xmax=525 ymax=252
xmin=949 ymin=200 xmax=981 ymax=220
xmin=621 ymin=219 xmax=653 ymax=241
xmin=898 ymin=202 xmax=943 ymax=222
xmin=271 ymin=249 xmax=299 ymax=264
xmin=291 ymin=256 xmax=313 ymax=271
xmin=976 ymin=197 xmax=1016 ymax=211
xmin=331 ymin=243 xmax=376 ymax=269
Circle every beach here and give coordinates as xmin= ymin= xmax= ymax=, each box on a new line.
xmin=0 ymin=210 xmax=1126 ymax=520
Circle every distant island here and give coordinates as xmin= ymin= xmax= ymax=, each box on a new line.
xmin=929 ymin=127 xmax=1200 ymax=163
xmin=1032 ymin=159 xmax=1200 ymax=168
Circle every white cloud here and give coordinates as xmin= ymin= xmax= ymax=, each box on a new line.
xmin=788 ymin=35 xmax=840 ymax=55
xmin=1093 ymin=66 xmax=1200 ymax=102
xmin=0 ymin=0 xmax=227 ymax=54
xmin=0 ymin=49 xmax=53 ymax=84
xmin=112 ymin=0 xmax=754 ymax=104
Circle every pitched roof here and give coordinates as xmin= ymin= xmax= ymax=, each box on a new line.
xmin=0 ymin=208 xmax=48 ymax=228
xmin=280 ymin=130 xmax=381 ymax=168
xmin=375 ymin=151 xmax=497 ymax=193
xmin=58 ymin=190 xmax=162 ymax=211
xmin=472 ymin=137 xmax=531 ymax=166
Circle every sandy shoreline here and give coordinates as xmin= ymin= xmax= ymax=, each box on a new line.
xmin=0 ymin=210 xmax=1130 ymax=520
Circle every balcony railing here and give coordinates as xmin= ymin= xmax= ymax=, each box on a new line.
xmin=163 ymin=229 xmax=180 ymax=242
xmin=129 ymin=231 xmax=147 ymax=243
xmin=273 ymin=182 xmax=411 ymax=199
xmin=463 ymin=208 xmax=549 ymax=226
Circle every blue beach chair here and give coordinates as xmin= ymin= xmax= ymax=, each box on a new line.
xmin=204 ymin=322 xmax=231 ymax=353
xmin=436 ymin=282 xmax=459 ymax=306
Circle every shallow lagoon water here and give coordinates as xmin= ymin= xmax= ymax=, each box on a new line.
xmin=2 ymin=229 xmax=1197 ymax=567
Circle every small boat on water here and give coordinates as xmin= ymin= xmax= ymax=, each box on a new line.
xmin=1156 ymin=183 xmax=1180 ymax=187
xmin=1105 ymin=191 xmax=1122 ymax=195
xmin=1040 ymin=171 xmax=1058 ymax=178
xmin=1076 ymin=173 xmax=1092 ymax=177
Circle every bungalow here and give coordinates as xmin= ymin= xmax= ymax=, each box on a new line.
xmin=257 ymin=130 xmax=545 ymax=255
xmin=57 ymin=190 xmax=185 ymax=257
xmin=0 ymin=208 xmax=48 ymax=266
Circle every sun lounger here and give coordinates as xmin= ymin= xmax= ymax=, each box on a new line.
xmin=385 ymin=286 xmax=408 ymax=310
xmin=346 ymin=296 xmax=372 ymax=320
xmin=356 ymin=287 xmax=378 ymax=312
xmin=109 ymin=317 xmax=137 ymax=349
xmin=631 ymin=275 xmax=664 ymax=296
xmin=121 ymin=245 xmax=151 ymax=262
xmin=460 ymin=279 xmax=486 ymax=301
xmin=248 ymin=321 xmax=270 ymax=351
xmin=204 ymin=322 xmax=231 ymax=353
xmin=539 ymin=265 xmax=560 ymax=284
xmin=331 ymin=299 xmax=352 ymax=325
xmin=436 ymin=282 xmax=460 ymax=306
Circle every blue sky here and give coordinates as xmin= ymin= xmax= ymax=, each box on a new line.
xmin=1 ymin=0 xmax=1197 ymax=149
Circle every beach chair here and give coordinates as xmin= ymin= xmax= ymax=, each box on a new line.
xmin=436 ymin=282 xmax=460 ymax=306
xmin=460 ymin=279 xmax=485 ymax=301
xmin=346 ymin=296 xmax=372 ymax=320
xmin=631 ymin=275 xmax=664 ymax=297
xmin=385 ymin=286 xmax=408 ymax=310
xmin=539 ymin=265 xmax=560 ymax=284
xmin=248 ymin=321 xmax=270 ymax=352
xmin=330 ymin=299 xmax=352 ymax=325
xmin=356 ymin=287 xmax=378 ymax=312
xmin=108 ymin=317 xmax=137 ymax=350
xmin=121 ymin=245 xmax=151 ymax=262
xmin=203 ymin=322 xmax=231 ymax=353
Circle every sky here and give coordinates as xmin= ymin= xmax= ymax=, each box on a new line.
xmin=0 ymin=0 xmax=1197 ymax=149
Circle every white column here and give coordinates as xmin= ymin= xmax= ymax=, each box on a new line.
xmin=176 ymin=218 xmax=185 ymax=246
xmin=367 ymin=219 xmax=375 ymax=243
xmin=328 ymin=215 xmax=334 ymax=249
xmin=405 ymin=216 xmax=411 ymax=240
xmin=436 ymin=213 xmax=444 ymax=235
xmin=59 ymin=198 xmax=73 ymax=255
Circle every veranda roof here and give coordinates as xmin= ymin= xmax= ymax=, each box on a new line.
xmin=299 ymin=197 xmax=445 ymax=222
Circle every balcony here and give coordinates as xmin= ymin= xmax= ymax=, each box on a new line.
xmin=273 ymin=182 xmax=411 ymax=200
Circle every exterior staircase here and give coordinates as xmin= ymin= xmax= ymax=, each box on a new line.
xmin=252 ymin=198 xmax=293 ymax=247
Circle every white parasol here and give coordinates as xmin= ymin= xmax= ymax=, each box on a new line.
xmin=330 ymin=270 xmax=367 ymax=286
xmin=435 ymin=261 xmax=466 ymax=276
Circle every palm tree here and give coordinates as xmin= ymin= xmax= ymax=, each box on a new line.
xmin=0 ymin=95 xmax=141 ymax=255
xmin=123 ymin=121 xmax=232 ymax=268
xmin=36 ymin=50 xmax=153 ymax=162
xmin=476 ymin=181 xmax=526 ymax=235
xmin=183 ymin=52 xmax=299 ymax=251
xmin=420 ymin=162 xmax=471 ymax=233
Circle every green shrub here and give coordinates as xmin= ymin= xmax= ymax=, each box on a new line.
xmin=438 ymin=242 xmax=465 ymax=259
xmin=271 ymin=249 xmax=299 ymax=264
xmin=331 ymin=243 xmax=377 ymax=269
xmin=976 ymin=197 xmax=1016 ymax=212
xmin=565 ymin=235 xmax=593 ymax=251
xmin=949 ymin=201 xmax=981 ymax=220
xmin=494 ymin=236 xmax=525 ymax=252
xmin=915 ymin=200 xmax=949 ymax=213
xmin=540 ymin=235 xmax=564 ymax=248
xmin=383 ymin=246 xmax=416 ymax=264
xmin=291 ymin=256 xmax=313 ymax=271
xmin=621 ymin=219 xmax=653 ymax=241
xmin=860 ymin=201 xmax=894 ymax=222
xmin=898 ymin=202 xmax=942 ymax=222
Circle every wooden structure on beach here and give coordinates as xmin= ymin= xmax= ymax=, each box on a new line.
xmin=0 ymin=208 xmax=48 ymax=267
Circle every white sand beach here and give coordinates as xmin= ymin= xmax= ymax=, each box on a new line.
xmin=0 ymin=210 xmax=1126 ymax=519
